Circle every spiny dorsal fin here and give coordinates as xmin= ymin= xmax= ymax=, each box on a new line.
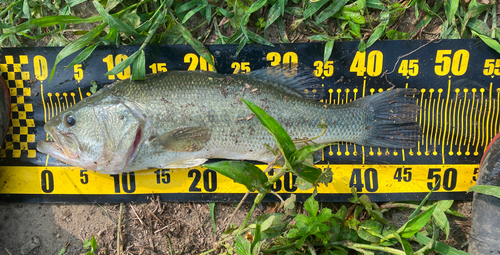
xmin=244 ymin=65 xmax=325 ymax=100
xmin=155 ymin=127 xmax=211 ymax=152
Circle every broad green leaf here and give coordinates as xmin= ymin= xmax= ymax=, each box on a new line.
xmin=334 ymin=205 xmax=347 ymax=220
xmin=315 ymin=0 xmax=349 ymax=24
xmin=468 ymin=184 xmax=500 ymax=198
xmin=93 ymin=0 xmax=138 ymax=36
xmin=291 ymin=144 xmax=327 ymax=163
xmin=90 ymin=236 xmax=97 ymax=251
xmin=303 ymin=0 xmax=329 ymax=20
xmin=279 ymin=0 xmax=285 ymax=16
xmin=398 ymin=204 xmax=436 ymax=238
xmin=349 ymin=20 xmax=361 ymax=39
xmin=105 ymin=0 xmax=122 ymax=10
xmin=393 ymin=232 xmax=413 ymax=255
xmin=468 ymin=18 xmax=491 ymax=36
xmin=473 ymin=32 xmax=500 ymax=54
xmin=22 ymin=0 xmax=31 ymax=20
xmin=105 ymin=50 xmax=140 ymax=76
xmin=365 ymin=24 xmax=385 ymax=49
xmin=341 ymin=10 xmax=365 ymax=24
xmin=176 ymin=23 xmax=216 ymax=70
xmin=366 ymin=0 xmax=384 ymax=10
xmin=304 ymin=195 xmax=319 ymax=218
xmin=433 ymin=206 xmax=450 ymax=239
xmin=293 ymin=164 xmax=322 ymax=184
xmin=324 ymin=40 xmax=334 ymax=64
xmin=65 ymin=44 xmax=98 ymax=70
xmin=415 ymin=233 xmax=469 ymax=255
xmin=358 ymin=220 xmax=383 ymax=243
xmin=260 ymin=215 xmax=276 ymax=232
xmin=316 ymin=208 xmax=332 ymax=222
xmin=265 ymin=2 xmax=281 ymax=30
xmin=255 ymin=213 xmax=288 ymax=239
xmin=131 ymin=50 xmax=146 ymax=80
xmin=203 ymin=161 xmax=270 ymax=193
xmin=247 ymin=30 xmax=274 ymax=47
xmin=386 ymin=29 xmax=408 ymax=40
xmin=295 ymin=176 xmax=315 ymax=190
xmin=235 ymin=235 xmax=251 ymax=255
xmin=436 ymin=200 xmax=454 ymax=211
xmin=444 ymin=0 xmax=458 ymax=26
xmin=241 ymin=99 xmax=296 ymax=160
xmin=49 ymin=22 xmax=107 ymax=82
xmin=247 ymin=0 xmax=268 ymax=14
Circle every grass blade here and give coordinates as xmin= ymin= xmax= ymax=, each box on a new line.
xmin=315 ymin=0 xmax=348 ymax=24
xmin=175 ymin=21 xmax=216 ymax=70
xmin=398 ymin=204 xmax=436 ymax=238
xmin=323 ymin=40 xmax=334 ymax=64
xmin=93 ymin=0 xmax=138 ymax=36
xmin=241 ymin=99 xmax=296 ymax=160
xmin=265 ymin=2 xmax=281 ymax=30
xmin=279 ymin=0 xmax=285 ymax=16
xmin=303 ymin=0 xmax=329 ymax=20
xmin=182 ymin=4 xmax=206 ymax=24
xmin=49 ymin=22 xmax=107 ymax=82
xmin=105 ymin=50 xmax=140 ymax=76
xmin=65 ymin=44 xmax=98 ymax=70
xmin=131 ymin=50 xmax=146 ymax=80
xmin=473 ymin=31 xmax=500 ymax=54
xmin=415 ymin=233 xmax=469 ymax=255
xmin=468 ymin=184 xmax=500 ymax=198
xmin=209 ymin=202 xmax=217 ymax=236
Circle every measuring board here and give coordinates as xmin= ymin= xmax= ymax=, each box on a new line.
xmin=0 ymin=39 xmax=497 ymax=203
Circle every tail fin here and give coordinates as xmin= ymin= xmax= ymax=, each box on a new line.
xmin=360 ymin=88 xmax=421 ymax=149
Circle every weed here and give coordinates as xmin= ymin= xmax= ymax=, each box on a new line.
xmin=202 ymin=99 xmax=468 ymax=254
xmin=83 ymin=235 xmax=98 ymax=255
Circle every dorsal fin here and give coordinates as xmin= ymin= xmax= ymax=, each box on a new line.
xmin=244 ymin=65 xmax=325 ymax=100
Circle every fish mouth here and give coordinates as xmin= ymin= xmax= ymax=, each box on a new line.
xmin=37 ymin=126 xmax=80 ymax=162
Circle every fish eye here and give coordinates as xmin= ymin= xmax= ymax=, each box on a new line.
xmin=65 ymin=115 xmax=76 ymax=127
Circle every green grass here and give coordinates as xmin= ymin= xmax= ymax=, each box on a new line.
xmin=1 ymin=0 xmax=498 ymax=81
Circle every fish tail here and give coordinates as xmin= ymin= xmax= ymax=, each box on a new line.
xmin=359 ymin=88 xmax=421 ymax=149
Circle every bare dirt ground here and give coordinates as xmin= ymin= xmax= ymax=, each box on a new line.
xmin=0 ymin=1 xmax=478 ymax=254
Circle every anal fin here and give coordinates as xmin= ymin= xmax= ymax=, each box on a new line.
xmin=162 ymin=158 xmax=208 ymax=168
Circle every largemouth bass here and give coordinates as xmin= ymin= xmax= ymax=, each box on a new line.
xmin=37 ymin=68 xmax=420 ymax=174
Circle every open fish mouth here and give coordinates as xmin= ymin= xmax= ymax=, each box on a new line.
xmin=37 ymin=127 xmax=80 ymax=161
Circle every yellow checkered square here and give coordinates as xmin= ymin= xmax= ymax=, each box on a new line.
xmin=1 ymin=54 xmax=36 ymax=159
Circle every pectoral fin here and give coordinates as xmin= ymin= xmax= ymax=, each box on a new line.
xmin=156 ymin=127 xmax=211 ymax=152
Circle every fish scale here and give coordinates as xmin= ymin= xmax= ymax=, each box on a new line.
xmin=37 ymin=69 xmax=421 ymax=174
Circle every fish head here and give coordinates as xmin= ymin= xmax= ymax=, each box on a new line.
xmin=37 ymin=96 xmax=144 ymax=173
